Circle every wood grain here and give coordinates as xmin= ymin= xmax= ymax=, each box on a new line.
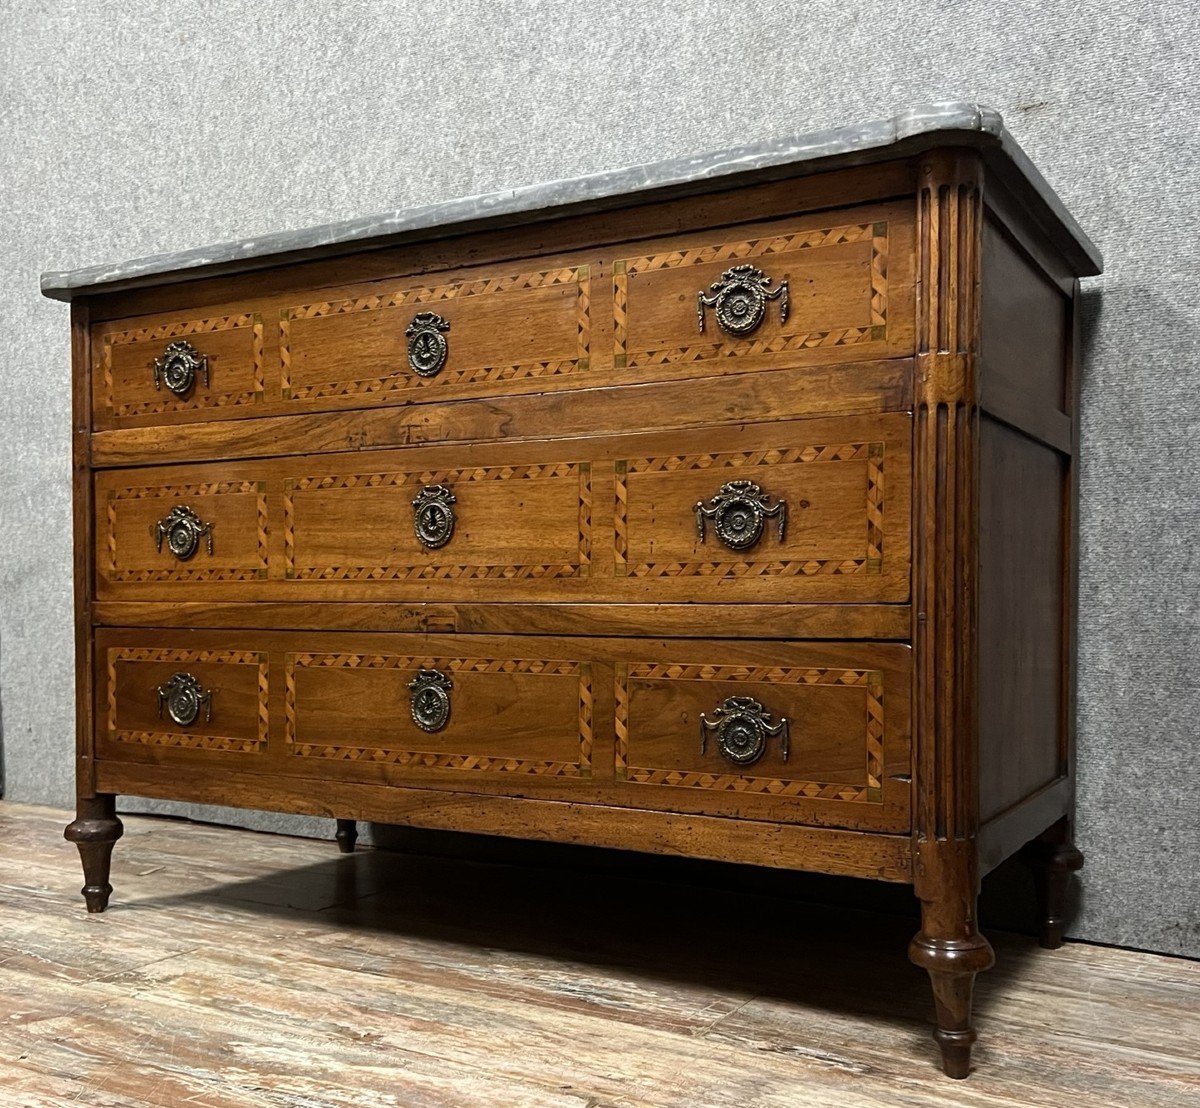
xmin=4 ymin=804 xmax=1196 ymax=1107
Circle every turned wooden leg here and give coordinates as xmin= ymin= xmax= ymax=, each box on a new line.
xmin=909 ymin=897 xmax=995 ymax=1079
xmin=335 ymin=819 xmax=358 ymax=854
xmin=64 ymin=795 xmax=123 ymax=913
xmin=1025 ymin=817 xmax=1084 ymax=950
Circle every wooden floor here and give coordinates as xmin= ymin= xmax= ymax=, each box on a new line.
xmin=0 ymin=803 xmax=1196 ymax=1107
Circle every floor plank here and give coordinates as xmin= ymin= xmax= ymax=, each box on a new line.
xmin=1 ymin=802 xmax=1197 ymax=1107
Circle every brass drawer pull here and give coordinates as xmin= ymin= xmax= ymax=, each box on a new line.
xmin=406 ymin=311 xmax=451 ymax=377
xmin=695 ymin=480 xmax=786 ymax=551
xmin=700 ymin=695 xmax=789 ymax=767
xmin=413 ymin=484 xmax=456 ymax=550
xmin=155 ymin=505 xmax=214 ymax=560
xmin=156 ymin=672 xmax=214 ymax=727
xmin=152 ymin=340 xmax=208 ymax=396
xmin=697 ymin=264 xmax=788 ymax=336
xmin=409 ymin=668 xmax=452 ymax=732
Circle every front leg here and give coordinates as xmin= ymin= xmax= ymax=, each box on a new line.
xmin=64 ymin=795 xmax=123 ymax=913
xmin=909 ymin=888 xmax=995 ymax=1078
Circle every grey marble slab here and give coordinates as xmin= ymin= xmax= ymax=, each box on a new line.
xmin=39 ymin=101 xmax=1101 ymax=301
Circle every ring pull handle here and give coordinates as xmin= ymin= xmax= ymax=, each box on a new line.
xmin=409 ymin=668 xmax=452 ymax=732
xmin=153 ymin=340 xmax=208 ymax=396
xmin=155 ymin=505 xmax=214 ymax=561
xmin=406 ymin=311 xmax=451 ymax=377
xmin=697 ymin=265 xmax=788 ymax=336
xmin=695 ymin=480 xmax=786 ymax=551
xmin=156 ymin=672 xmax=214 ymax=727
xmin=700 ymin=695 xmax=789 ymax=767
xmin=412 ymin=484 xmax=456 ymax=550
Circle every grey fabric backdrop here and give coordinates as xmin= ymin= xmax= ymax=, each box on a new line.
xmin=1 ymin=1 xmax=1197 ymax=957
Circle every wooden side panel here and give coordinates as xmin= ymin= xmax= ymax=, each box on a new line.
xmin=980 ymin=213 xmax=1071 ymax=444
xmin=977 ymin=417 xmax=1066 ymax=821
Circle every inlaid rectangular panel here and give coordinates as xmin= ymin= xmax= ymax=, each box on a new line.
xmin=94 ymin=312 xmax=265 ymax=428
xmin=280 ymin=264 xmax=591 ymax=404
xmin=99 ymin=645 xmax=269 ymax=758
xmin=614 ymin=641 xmax=910 ymax=830
xmin=614 ymin=414 xmax=910 ymax=602
xmin=94 ymin=470 xmax=268 ymax=596
xmin=283 ymin=457 xmax=592 ymax=584
xmin=285 ymin=651 xmax=592 ymax=779
xmin=613 ymin=203 xmax=912 ymax=374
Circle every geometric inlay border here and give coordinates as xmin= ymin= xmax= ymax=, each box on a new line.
xmin=283 ymin=462 xmax=591 ymax=581
xmin=105 ymin=481 xmax=269 ymax=583
xmin=105 ymin=646 xmax=268 ymax=754
xmin=613 ymin=223 xmax=888 ymax=368
xmin=284 ymin=653 xmax=592 ymax=776
xmin=280 ymin=265 xmax=591 ymax=400
xmin=101 ymin=313 xmax=265 ymax=418
xmin=615 ymin=662 xmax=883 ymax=802
xmin=614 ymin=443 xmax=884 ymax=579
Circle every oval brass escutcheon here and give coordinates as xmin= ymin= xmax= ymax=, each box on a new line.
xmin=412 ymin=484 xmax=456 ymax=550
xmin=406 ymin=311 xmax=451 ymax=377
xmin=153 ymin=340 xmax=209 ymax=396
xmin=409 ymin=668 xmax=452 ymax=733
xmin=156 ymin=672 xmax=214 ymax=728
xmin=700 ymin=695 xmax=789 ymax=767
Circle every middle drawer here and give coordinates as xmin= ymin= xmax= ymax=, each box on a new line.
xmin=95 ymin=412 xmax=911 ymax=604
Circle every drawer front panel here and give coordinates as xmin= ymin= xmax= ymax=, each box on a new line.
xmin=91 ymin=202 xmax=913 ymax=439
xmin=615 ymin=424 xmax=908 ymax=600
xmin=96 ymin=314 xmax=265 ymax=427
xmin=93 ymin=631 xmax=909 ymax=832
xmin=285 ymin=650 xmax=592 ymax=778
xmin=284 ymin=459 xmax=591 ymax=584
xmin=99 ymin=644 xmax=269 ymax=761
xmin=614 ymin=203 xmax=912 ymax=374
xmin=281 ymin=265 xmax=590 ymax=405
xmin=614 ymin=640 xmax=910 ymax=830
xmin=94 ymin=414 xmax=907 ymax=603
xmin=96 ymin=472 xmax=269 ymax=590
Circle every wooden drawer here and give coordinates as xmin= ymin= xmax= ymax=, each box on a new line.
xmin=94 ymin=630 xmax=908 ymax=832
xmin=613 ymin=202 xmax=911 ymax=376
xmin=89 ymin=201 xmax=913 ymax=435
xmin=98 ymin=642 xmax=269 ymax=762
xmin=613 ymin=638 xmax=911 ymax=831
xmin=96 ymin=314 xmax=265 ymax=425
xmin=94 ymin=413 xmax=910 ymax=603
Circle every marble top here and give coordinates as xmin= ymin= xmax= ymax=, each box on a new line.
xmin=40 ymin=101 xmax=1101 ymax=302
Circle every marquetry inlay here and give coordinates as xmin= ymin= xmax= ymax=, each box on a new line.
xmin=282 ymin=461 xmax=592 ymax=581
xmin=284 ymin=653 xmax=593 ymax=776
xmin=104 ymin=480 xmax=269 ymax=583
xmin=101 ymin=313 xmax=265 ymax=417
xmin=279 ymin=265 xmax=591 ymax=399
xmin=615 ymin=662 xmax=884 ymax=802
xmin=612 ymin=222 xmax=888 ymax=368
xmin=105 ymin=647 xmax=269 ymax=753
xmin=614 ymin=442 xmax=884 ymax=578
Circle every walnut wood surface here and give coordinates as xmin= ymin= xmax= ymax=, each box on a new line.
xmin=62 ymin=140 xmax=1096 ymax=1080
xmin=94 ymin=629 xmax=910 ymax=833
xmin=94 ymin=414 xmax=911 ymax=605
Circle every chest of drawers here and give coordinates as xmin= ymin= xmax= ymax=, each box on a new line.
xmin=44 ymin=103 xmax=1101 ymax=1079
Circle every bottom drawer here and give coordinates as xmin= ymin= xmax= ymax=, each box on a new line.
xmin=95 ymin=629 xmax=910 ymax=832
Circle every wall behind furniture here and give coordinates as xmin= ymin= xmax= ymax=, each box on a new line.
xmin=1 ymin=0 xmax=1196 ymax=957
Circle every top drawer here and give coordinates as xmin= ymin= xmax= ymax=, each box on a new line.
xmin=90 ymin=200 xmax=914 ymax=432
